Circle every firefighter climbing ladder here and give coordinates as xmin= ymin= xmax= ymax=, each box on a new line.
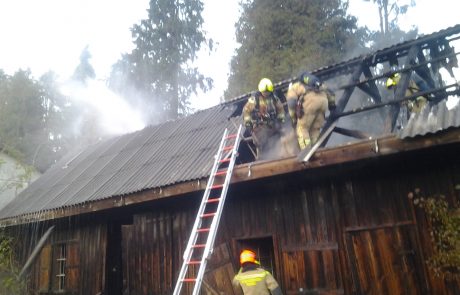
xmin=173 ymin=125 xmax=243 ymax=295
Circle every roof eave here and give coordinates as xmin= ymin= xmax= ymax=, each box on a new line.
xmin=2 ymin=127 xmax=460 ymax=227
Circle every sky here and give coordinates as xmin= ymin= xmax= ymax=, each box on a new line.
xmin=0 ymin=0 xmax=459 ymax=133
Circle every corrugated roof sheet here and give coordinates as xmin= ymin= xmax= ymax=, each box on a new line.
xmin=0 ymin=104 xmax=239 ymax=219
xmin=3 ymin=25 xmax=460 ymax=221
xmin=398 ymin=99 xmax=460 ymax=138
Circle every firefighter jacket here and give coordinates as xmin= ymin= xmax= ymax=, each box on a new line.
xmin=286 ymin=82 xmax=335 ymax=125
xmin=243 ymin=91 xmax=285 ymax=129
xmin=232 ymin=267 xmax=283 ymax=295
xmin=402 ymin=80 xmax=428 ymax=113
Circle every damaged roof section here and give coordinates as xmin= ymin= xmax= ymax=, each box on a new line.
xmin=398 ymin=100 xmax=460 ymax=138
xmin=0 ymin=105 xmax=239 ymax=219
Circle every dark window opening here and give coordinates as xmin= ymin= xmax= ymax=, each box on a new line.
xmin=235 ymin=236 xmax=277 ymax=278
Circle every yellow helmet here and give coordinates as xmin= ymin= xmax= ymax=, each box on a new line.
xmin=386 ymin=73 xmax=401 ymax=89
xmin=258 ymin=78 xmax=274 ymax=93
xmin=240 ymin=249 xmax=256 ymax=265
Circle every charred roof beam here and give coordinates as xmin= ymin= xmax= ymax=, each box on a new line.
xmin=389 ymin=45 xmax=420 ymax=131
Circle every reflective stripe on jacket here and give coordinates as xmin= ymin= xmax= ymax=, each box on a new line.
xmin=243 ymin=92 xmax=285 ymax=127
xmin=232 ymin=267 xmax=283 ymax=295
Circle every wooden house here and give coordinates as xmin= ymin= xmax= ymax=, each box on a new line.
xmin=1 ymin=25 xmax=460 ymax=295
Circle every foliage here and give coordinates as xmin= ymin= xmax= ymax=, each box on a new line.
xmin=364 ymin=0 xmax=414 ymax=36
xmin=0 ymin=69 xmax=75 ymax=172
xmin=109 ymin=0 xmax=213 ymax=123
xmin=224 ymin=0 xmax=368 ymax=99
xmin=0 ymin=232 xmax=25 ymax=294
xmin=364 ymin=0 xmax=418 ymax=49
xmin=410 ymin=188 xmax=460 ymax=280
xmin=72 ymin=46 xmax=96 ymax=84
xmin=0 ymin=145 xmax=34 ymax=194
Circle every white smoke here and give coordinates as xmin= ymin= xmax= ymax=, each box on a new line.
xmin=60 ymin=79 xmax=146 ymax=136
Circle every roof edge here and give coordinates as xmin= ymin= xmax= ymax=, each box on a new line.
xmin=2 ymin=127 xmax=460 ymax=226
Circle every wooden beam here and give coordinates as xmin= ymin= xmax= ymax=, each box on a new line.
xmin=359 ymin=66 xmax=382 ymax=103
xmin=282 ymin=243 xmax=338 ymax=251
xmin=389 ymin=45 xmax=420 ymax=132
xmin=333 ymin=127 xmax=369 ymax=139
xmin=345 ymin=221 xmax=414 ymax=232
xmin=321 ymin=64 xmax=364 ymax=147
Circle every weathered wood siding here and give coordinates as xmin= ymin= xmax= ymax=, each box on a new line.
xmin=25 ymin=221 xmax=107 ymax=295
xmin=120 ymin=145 xmax=460 ymax=295
xmin=22 ymin=143 xmax=460 ymax=294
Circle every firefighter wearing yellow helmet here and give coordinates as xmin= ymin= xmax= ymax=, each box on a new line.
xmin=286 ymin=72 xmax=336 ymax=150
xmin=243 ymin=78 xmax=285 ymax=159
xmin=386 ymin=72 xmax=428 ymax=113
xmin=232 ymin=249 xmax=283 ymax=295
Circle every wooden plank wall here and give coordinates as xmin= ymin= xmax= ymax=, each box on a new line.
xmin=23 ymin=220 xmax=107 ymax=295
xmin=121 ymin=146 xmax=460 ymax=295
xmin=16 ymin=143 xmax=460 ymax=294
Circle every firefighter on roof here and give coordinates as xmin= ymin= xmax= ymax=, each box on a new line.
xmin=386 ymin=72 xmax=429 ymax=114
xmin=286 ymin=72 xmax=335 ymax=150
xmin=233 ymin=249 xmax=283 ymax=295
xmin=243 ymin=78 xmax=285 ymax=158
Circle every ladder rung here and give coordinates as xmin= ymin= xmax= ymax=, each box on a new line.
xmin=201 ymin=213 xmax=216 ymax=218
xmin=174 ymin=126 xmax=242 ymax=294
xmin=215 ymin=169 xmax=227 ymax=176
xmin=206 ymin=198 xmax=220 ymax=203
xmin=183 ymin=278 xmax=197 ymax=282
xmin=197 ymin=228 xmax=210 ymax=232
xmin=191 ymin=244 xmax=206 ymax=248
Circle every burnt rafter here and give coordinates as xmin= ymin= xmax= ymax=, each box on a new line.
xmin=293 ymin=24 xmax=460 ymax=161
xmin=228 ymin=26 xmax=460 ymax=162
xmin=389 ymin=45 xmax=420 ymax=131
xmin=334 ymin=83 xmax=460 ymax=119
xmin=359 ymin=67 xmax=383 ymax=103
xmin=227 ymin=26 xmax=460 ymax=115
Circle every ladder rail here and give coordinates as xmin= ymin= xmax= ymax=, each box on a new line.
xmin=202 ymin=124 xmax=242 ymax=260
xmin=192 ymin=125 xmax=243 ymax=295
xmin=173 ymin=126 xmax=243 ymax=295
xmin=173 ymin=128 xmax=230 ymax=295
xmin=181 ymin=129 xmax=229 ymax=260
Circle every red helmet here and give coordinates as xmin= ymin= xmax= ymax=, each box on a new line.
xmin=240 ymin=249 xmax=256 ymax=265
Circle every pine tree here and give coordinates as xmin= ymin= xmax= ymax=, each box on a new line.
xmin=72 ymin=46 xmax=96 ymax=84
xmin=225 ymin=0 xmax=367 ymax=99
xmin=109 ymin=0 xmax=213 ymax=122
xmin=0 ymin=70 xmax=75 ymax=172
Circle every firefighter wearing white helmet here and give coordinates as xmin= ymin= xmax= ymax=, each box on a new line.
xmin=286 ymin=72 xmax=335 ymax=150
xmin=243 ymin=78 xmax=285 ymax=159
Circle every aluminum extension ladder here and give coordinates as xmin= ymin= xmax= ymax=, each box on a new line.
xmin=173 ymin=125 xmax=243 ymax=295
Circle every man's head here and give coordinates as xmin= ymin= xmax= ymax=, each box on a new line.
xmin=258 ymin=78 xmax=274 ymax=98
xmin=386 ymin=73 xmax=401 ymax=89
